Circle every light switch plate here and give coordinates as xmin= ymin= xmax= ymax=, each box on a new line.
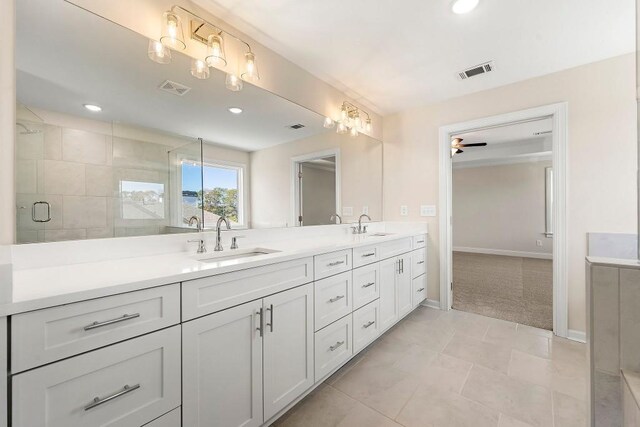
xmin=400 ymin=205 xmax=408 ymax=216
xmin=362 ymin=206 xmax=369 ymax=215
xmin=343 ymin=206 xmax=353 ymax=216
xmin=420 ymin=205 xmax=436 ymax=217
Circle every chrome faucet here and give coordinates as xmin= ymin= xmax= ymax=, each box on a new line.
xmin=187 ymin=238 xmax=207 ymax=254
xmin=188 ymin=215 xmax=202 ymax=231
xmin=330 ymin=213 xmax=342 ymax=224
xmin=215 ymin=216 xmax=231 ymax=251
xmin=352 ymin=214 xmax=371 ymax=234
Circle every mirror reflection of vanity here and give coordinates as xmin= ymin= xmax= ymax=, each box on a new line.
xmin=14 ymin=0 xmax=382 ymax=243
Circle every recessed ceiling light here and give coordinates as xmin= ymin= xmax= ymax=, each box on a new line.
xmin=83 ymin=104 xmax=102 ymax=112
xmin=228 ymin=107 xmax=243 ymax=114
xmin=452 ymin=0 xmax=479 ymax=14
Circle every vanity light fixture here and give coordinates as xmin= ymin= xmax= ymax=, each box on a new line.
xmin=190 ymin=58 xmax=210 ymax=79
xmin=336 ymin=101 xmax=372 ymax=137
xmin=151 ymin=6 xmax=261 ymax=92
xmin=148 ymin=40 xmax=171 ymax=64
xmin=452 ymin=0 xmax=479 ymax=14
xmin=83 ymin=104 xmax=102 ymax=112
xmin=228 ymin=107 xmax=243 ymax=114
xmin=323 ymin=117 xmax=335 ymax=129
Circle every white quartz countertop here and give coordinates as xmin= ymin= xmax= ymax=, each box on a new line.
xmin=0 ymin=231 xmax=425 ymax=316
xmin=586 ymin=256 xmax=640 ymax=269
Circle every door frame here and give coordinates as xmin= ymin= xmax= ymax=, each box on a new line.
xmin=438 ymin=102 xmax=569 ymax=338
xmin=290 ymin=149 xmax=341 ymax=226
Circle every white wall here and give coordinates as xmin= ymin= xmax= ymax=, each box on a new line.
xmin=453 ymin=161 xmax=552 ymax=256
xmin=383 ymin=54 xmax=637 ymax=334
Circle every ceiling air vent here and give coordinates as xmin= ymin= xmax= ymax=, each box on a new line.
xmin=288 ymin=124 xmax=306 ymax=130
xmin=457 ymin=61 xmax=495 ymax=80
xmin=158 ymin=80 xmax=191 ymax=96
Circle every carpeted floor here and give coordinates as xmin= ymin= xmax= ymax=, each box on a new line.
xmin=452 ymin=252 xmax=553 ymax=330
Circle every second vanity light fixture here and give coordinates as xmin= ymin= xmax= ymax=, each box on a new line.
xmin=324 ymin=102 xmax=372 ymax=138
xmin=148 ymin=6 xmax=260 ymax=92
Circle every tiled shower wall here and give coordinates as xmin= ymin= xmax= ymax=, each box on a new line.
xmin=16 ymin=123 xmax=173 ymax=243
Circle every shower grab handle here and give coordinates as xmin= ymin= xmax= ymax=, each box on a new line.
xmin=32 ymin=201 xmax=51 ymax=223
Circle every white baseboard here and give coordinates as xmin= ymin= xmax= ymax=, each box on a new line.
xmin=421 ymin=299 xmax=441 ymax=310
xmin=567 ymin=329 xmax=586 ymax=343
xmin=453 ymin=246 xmax=553 ymax=260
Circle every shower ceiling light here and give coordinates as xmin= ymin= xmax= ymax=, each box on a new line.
xmin=452 ymin=0 xmax=479 ymax=14
xmin=83 ymin=104 xmax=102 ymax=112
xmin=228 ymin=107 xmax=243 ymax=114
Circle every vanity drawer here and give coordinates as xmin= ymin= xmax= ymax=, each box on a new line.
xmin=182 ymin=257 xmax=313 ymax=320
xmin=352 ymin=244 xmax=379 ymax=268
xmin=315 ymin=271 xmax=353 ymax=331
xmin=352 ymin=300 xmax=380 ymax=354
xmin=412 ymin=248 xmax=426 ymax=278
xmin=352 ymin=263 xmax=380 ymax=310
xmin=378 ymin=237 xmax=413 ymax=260
xmin=314 ymin=249 xmax=352 ymax=280
xmin=12 ymin=326 xmax=181 ymax=427
xmin=413 ymin=234 xmax=426 ymax=249
xmin=315 ymin=315 xmax=353 ymax=381
xmin=412 ymin=274 xmax=427 ymax=308
xmin=143 ymin=407 xmax=181 ymax=427
xmin=11 ymin=284 xmax=180 ymax=373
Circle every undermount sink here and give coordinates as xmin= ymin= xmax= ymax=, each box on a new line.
xmin=368 ymin=232 xmax=394 ymax=237
xmin=197 ymin=248 xmax=280 ymax=264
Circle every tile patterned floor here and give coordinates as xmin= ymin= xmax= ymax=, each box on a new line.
xmin=274 ymin=307 xmax=587 ymax=427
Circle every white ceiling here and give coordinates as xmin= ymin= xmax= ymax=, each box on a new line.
xmin=452 ymin=118 xmax=552 ymax=168
xmin=192 ymin=0 xmax=635 ymax=114
xmin=16 ymin=0 xmax=330 ymax=152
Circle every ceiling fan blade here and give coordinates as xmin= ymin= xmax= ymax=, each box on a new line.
xmin=459 ymin=142 xmax=487 ymax=147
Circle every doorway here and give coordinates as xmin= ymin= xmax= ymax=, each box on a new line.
xmin=438 ymin=103 xmax=568 ymax=337
xmin=291 ymin=150 xmax=341 ymax=226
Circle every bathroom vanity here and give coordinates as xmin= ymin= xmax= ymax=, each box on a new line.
xmin=0 ymin=228 xmax=428 ymax=426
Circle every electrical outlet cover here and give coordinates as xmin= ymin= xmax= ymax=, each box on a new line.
xmin=342 ymin=206 xmax=353 ymax=216
xmin=362 ymin=206 xmax=369 ymax=215
xmin=420 ymin=205 xmax=436 ymax=217
xmin=400 ymin=205 xmax=408 ymax=216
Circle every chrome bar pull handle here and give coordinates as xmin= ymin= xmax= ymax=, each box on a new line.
xmin=417 ymin=288 xmax=425 ymax=292
xmin=266 ymin=304 xmax=274 ymax=332
xmin=417 ymin=240 xmax=425 ymax=244
xmin=362 ymin=282 xmax=375 ymax=288
xmin=84 ymin=313 xmax=140 ymax=331
xmin=256 ymin=308 xmax=264 ymax=337
xmin=327 ymin=260 xmax=345 ymax=267
xmin=32 ymin=201 xmax=51 ymax=223
xmin=84 ymin=384 xmax=140 ymax=411
xmin=417 ymin=260 xmax=425 ymax=265
xmin=329 ymin=341 xmax=345 ymax=351
xmin=362 ymin=252 xmax=375 ymax=258
xmin=363 ymin=320 xmax=375 ymax=328
xmin=328 ymin=295 xmax=345 ymax=303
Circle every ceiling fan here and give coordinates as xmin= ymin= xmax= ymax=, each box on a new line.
xmin=451 ymin=137 xmax=487 ymax=156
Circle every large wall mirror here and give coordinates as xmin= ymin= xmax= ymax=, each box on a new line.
xmin=14 ymin=0 xmax=382 ymax=243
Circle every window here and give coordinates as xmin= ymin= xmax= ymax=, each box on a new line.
xmin=545 ymin=167 xmax=553 ymax=237
xmin=180 ymin=160 xmax=245 ymax=228
xmin=120 ymin=181 xmax=165 ymax=220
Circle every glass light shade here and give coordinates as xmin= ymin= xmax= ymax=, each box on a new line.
xmin=354 ymin=113 xmax=362 ymax=130
xmin=205 ymin=34 xmax=227 ymax=67
xmin=350 ymin=127 xmax=359 ymax=137
xmin=365 ymin=118 xmax=372 ymax=133
xmin=323 ymin=117 xmax=335 ymax=129
xmin=160 ymin=11 xmax=186 ymax=50
xmin=336 ymin=122 xmax=348 ymax=135
xmin=225 ymin=73 xmax=244 ymax=92
xmin=190 ymin=59 xmax=210 ymax=79
xmin=148 ymin=39 xmax=171 ymax=64
xmin=241 ymin=51 xmax=260 ymax=81
xmin=340 ymin=106 xmax=348 ymax=122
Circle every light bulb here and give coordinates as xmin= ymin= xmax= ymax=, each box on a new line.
xmin=205 ymin=34 xmax=227 ymax=67
xmin=336 ymin=122 xmax=348 ymax=135
xmin=160 ymin=11 xmax=186 ymax=50
xmin=354 ymin=113 xmax=362 ymax=130
xmin=190 ymin=59 xmax=210 ymax=79
xmin=350 ymin=127 xmax=359 ymax=137
xmin=241 ymin=51 xmax=260 ymax=82
xmin=148 ymin=39 xmax=171 ymax=64
xmin=323 ymin=117 xmax=335 ymax=129
xmin=225 ymin=73 xmax=243 ymax=92
xmin=340 ymin=106 xmax=348 ymax=122
xmin=365 ymin=118 xmax=372 ymax=133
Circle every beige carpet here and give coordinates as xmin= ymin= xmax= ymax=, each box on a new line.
xmin=452 ymin=252 xmax=553 ymax=330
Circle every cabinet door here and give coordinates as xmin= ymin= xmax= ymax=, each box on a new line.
xmin=263 ymin=284 xmax=314 ymax=421
xmin=397 ymin=253 xmax=413 ymax=318
xmin=379 ymin=257 xmax=399 ymax=331
xmin=182 ymin=300 xmax=263 ymax=427
xmin=412 ymin=274 xmax=427 ymax=308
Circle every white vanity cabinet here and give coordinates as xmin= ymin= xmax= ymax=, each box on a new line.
xmin=182 ymin=283 xmax=314 ymax=427
xmin=397 ymin=252 xmax=413 ymax=318
xmin=379 ymin=252 xmax=414 ymax=331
